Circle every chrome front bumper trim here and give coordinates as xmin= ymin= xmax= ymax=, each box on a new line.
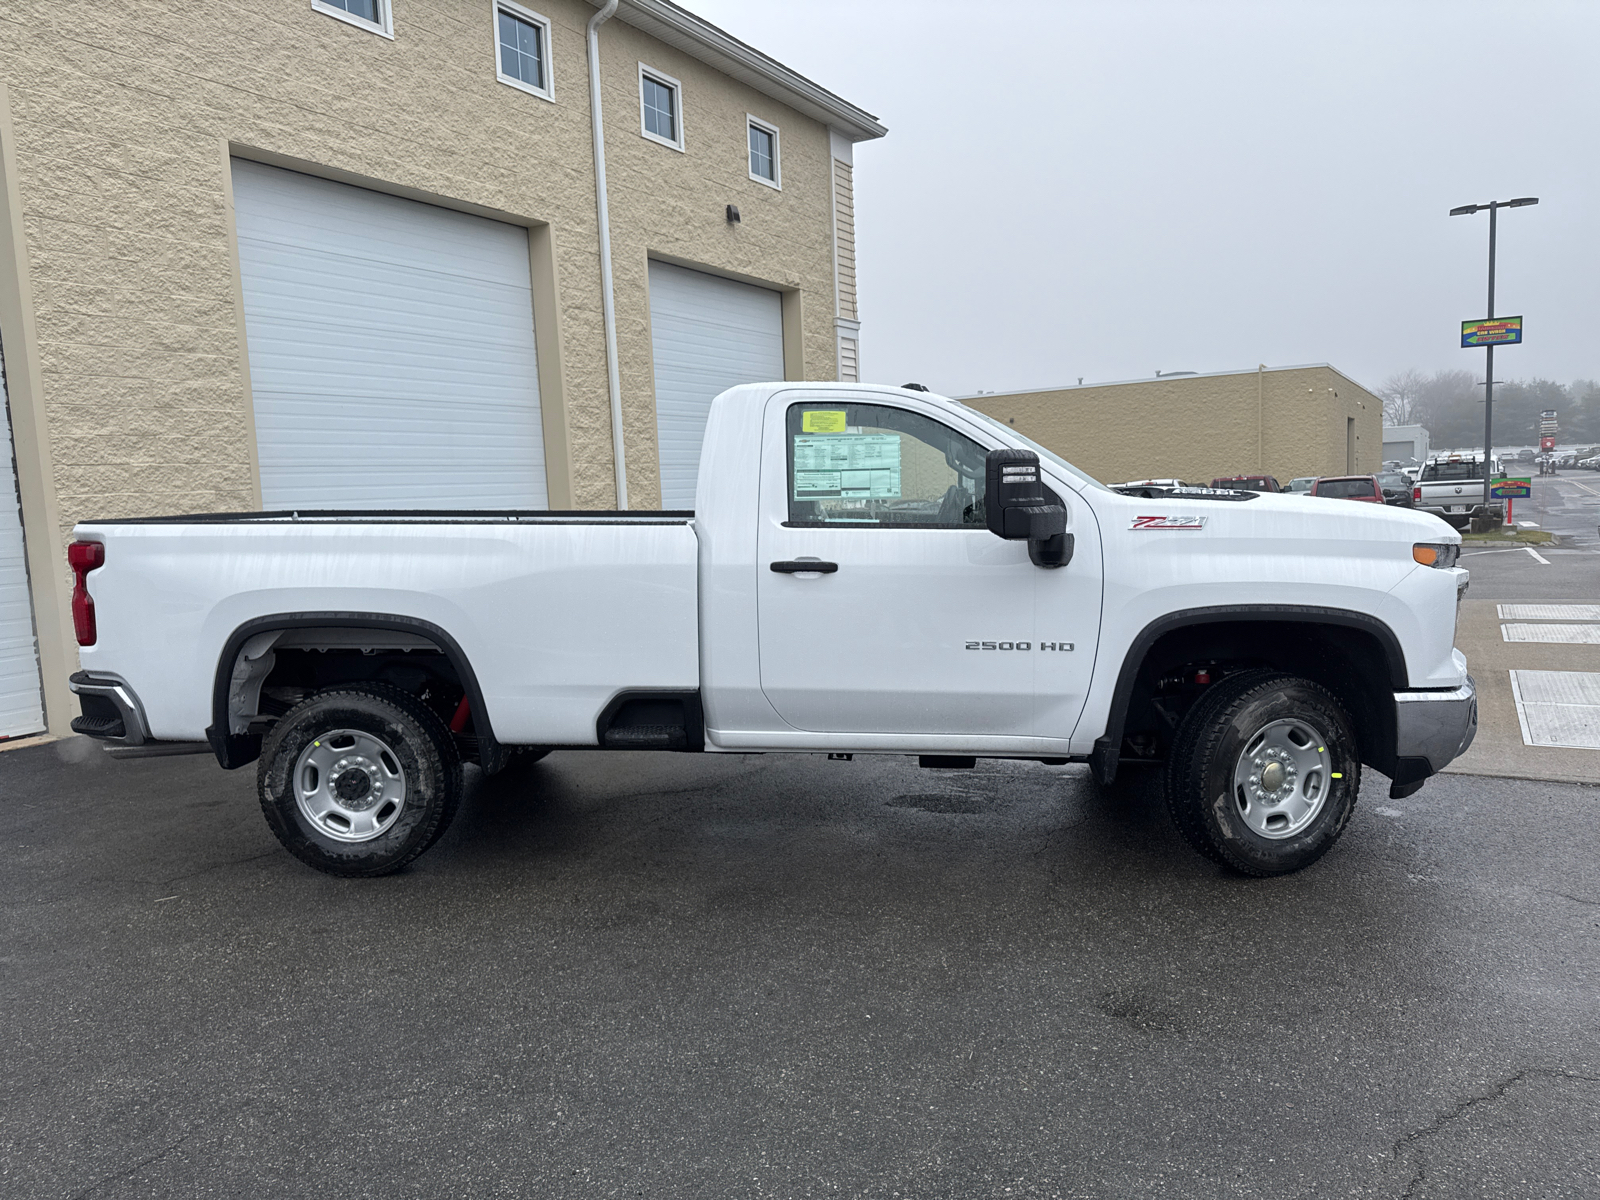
xmin=1394 ymin=675 xmax=1478 ymax=773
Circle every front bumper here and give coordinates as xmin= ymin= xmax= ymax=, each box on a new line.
xmin=1389 ymin=675 xmax=1478 ymax=796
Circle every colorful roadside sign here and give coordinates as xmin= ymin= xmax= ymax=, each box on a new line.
xmin=1461 ymin=316 xmax=1523 ymax=347
xmin=1490 ymin=476 xmax=1533 ymax=499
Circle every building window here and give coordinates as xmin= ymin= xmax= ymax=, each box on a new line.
xmin=639 ymin=66 xmax=684 ymax=150
xmin=311 ymin=0 xmax=393 ymax=38
xmin=748 ymin=116 xmax=780 ymax=188
xmin=494 ymin=2 xmax=553 ymax=99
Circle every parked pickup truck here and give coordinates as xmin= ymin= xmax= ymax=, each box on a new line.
xmin=1413 ymin=456 xmax=1505 ymax=527
xmin=66 ymin=383 xmax=1477 ymax=879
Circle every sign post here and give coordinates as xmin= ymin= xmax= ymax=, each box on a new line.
xmin=1490 ymin=476 xmax=1533 ymax=523
xmin=1450 ymin=196 xmax=1538 ymax=508
xmin=1539 ymin=409 xmax=1558 ymax=458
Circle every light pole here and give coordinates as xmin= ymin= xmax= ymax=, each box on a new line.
xmin=1449 ymin=196 xmax=1537 ymax=508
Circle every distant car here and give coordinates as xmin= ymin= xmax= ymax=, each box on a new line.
xmin=1374 ymin=471 xmax=1415 ymax=508
xmin=1309 ymin=475 xmax=1384 ymax=503
xmin=1286 ymin=477 xmax=1317 ymax=493
xmin=1211 ymin=475 xmax=1283 ymax=493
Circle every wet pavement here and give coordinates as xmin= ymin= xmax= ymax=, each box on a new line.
xmin=2 ymin=738 xmax=1596 ymax=1199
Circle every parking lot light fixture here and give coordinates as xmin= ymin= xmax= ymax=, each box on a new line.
xmin=1450 ymin=196 xmax=1539 ymax=507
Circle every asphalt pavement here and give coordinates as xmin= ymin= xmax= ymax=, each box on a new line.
xmin=1442 ymin=472 xmax=1600 ymax=784
xmin=2 ymin=737 xmax=1596 ymax=1199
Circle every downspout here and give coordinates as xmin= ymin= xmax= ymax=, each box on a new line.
xmin=587 ymin=0 xmax=628 ymax=509
xmin=1257 ymin=363 xmax=1265 ymax=474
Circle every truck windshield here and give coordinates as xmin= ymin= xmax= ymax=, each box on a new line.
xmin=952 ymin=403 xmax=1111 ymax=492
xmin=1317 ymin=478 xmax=1376 ymax=499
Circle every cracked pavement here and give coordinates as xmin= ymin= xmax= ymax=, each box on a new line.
xmin=1 ymin=739 xmax=1597 ymax=1198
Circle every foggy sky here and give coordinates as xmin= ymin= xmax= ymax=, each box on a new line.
xmin=683 ymin=0 xmax=1598 ymax=398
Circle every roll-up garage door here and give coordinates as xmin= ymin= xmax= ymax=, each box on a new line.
xmin=0 ymin=344 xmax=45 ymax=740
xmin=648 ymin=261 xmax=784 ymax=509
xmin=231 ymin=160 xmax=548 ymax=509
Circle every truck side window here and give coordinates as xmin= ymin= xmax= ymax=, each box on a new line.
xmin=784 ymin=402 xmax=989 ymax=527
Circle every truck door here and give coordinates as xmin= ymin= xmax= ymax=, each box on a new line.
xmin=755 ymin=394 xmax=1096 ymax=739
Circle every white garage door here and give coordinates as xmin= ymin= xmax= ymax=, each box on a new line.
xmin=0 ymin=346 xmax=45 ymax=740
xmin=648 ymin=261 xmax=784 ymax=509
xmin=231 ymin=160 xmax=548 ymax=509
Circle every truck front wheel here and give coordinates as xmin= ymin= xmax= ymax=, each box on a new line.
xmin=1165 ymin=671 xmax=1360 ymax=876
xmin=258 ymin=684 xmax=463 ymax=877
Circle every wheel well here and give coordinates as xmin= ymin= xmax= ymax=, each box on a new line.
xmin=207 ymin=615 xmax=499 ymax=771
xmin=1102 ymin=617 xmax=1400 ymax=780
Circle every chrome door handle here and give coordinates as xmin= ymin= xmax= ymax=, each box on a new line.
xmin=769 ymin=561 xmax=839 ymax=574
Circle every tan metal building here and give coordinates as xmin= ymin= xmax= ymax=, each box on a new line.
xmin=965 ymin=364 xmax=1382 ymax=489
xmin=0 ymin=0 xmax=883 ymax=738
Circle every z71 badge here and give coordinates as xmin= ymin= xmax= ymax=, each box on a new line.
xmin=1130 ymin=515 xmax=1207 ymax=530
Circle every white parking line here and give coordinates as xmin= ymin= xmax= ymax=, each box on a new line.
xmin=1502 ymin=623 xmax=1600 ymax=644
xmin=1525 ymin=546 xmax=1551 ymax=565
xmin=1509 ymin=670 xmax=1600 ymax=749
xmin=1499 ymin=604 xmax=1600 ymax=620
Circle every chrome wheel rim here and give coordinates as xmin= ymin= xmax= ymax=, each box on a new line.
xmin=293 ymin=729 xmax=407 ymax=843
xmin=1231 ymin=718 xmax=1332 ymax=840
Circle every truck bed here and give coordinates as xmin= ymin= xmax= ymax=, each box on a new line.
xmin=74 ymin=511 xmax=701 ymax=746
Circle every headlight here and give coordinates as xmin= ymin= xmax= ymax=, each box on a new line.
xmin=1413 ymin=542 xmax=1460 ymax=568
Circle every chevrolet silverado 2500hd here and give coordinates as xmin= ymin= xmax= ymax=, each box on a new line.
xmin=65 ymin=383 xmax=1477 ymax=878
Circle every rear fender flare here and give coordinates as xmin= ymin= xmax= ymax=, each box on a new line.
xmin=207 ymin=612 xmax=496 ymax=770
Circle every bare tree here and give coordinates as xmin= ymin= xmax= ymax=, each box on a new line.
xmin=1378 ymin=368 xmax=1426 ymax=425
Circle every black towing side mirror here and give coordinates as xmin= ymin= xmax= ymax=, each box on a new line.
xmin=985 ymin=448 xmax=1073 ymax=569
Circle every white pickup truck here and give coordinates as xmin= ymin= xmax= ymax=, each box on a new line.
xmin=66 ymin=383 xmax=1477 ymax=879
xmin=1413 ymin=456 xmax=1506 ymax=527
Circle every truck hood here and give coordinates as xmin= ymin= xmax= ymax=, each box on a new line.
xmin=1095 ymin=486 xmax=1461 ymax=546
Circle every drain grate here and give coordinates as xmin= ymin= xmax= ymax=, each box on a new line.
xmin=1509 ymin=670 xmax=1600 ymax=750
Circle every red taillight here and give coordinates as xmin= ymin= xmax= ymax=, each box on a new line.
xmin=68 ymin=540 xmax=104 ymax=646
xmin=1413 ymin=486 xmax=1422 ymax=501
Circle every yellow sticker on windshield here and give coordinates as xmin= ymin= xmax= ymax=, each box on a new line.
xmin=802 ymin=410 xmax=847 ymax=433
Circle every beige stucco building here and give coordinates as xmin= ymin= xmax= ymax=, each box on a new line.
xmin=0 ymin=0 xmax=883 ymax=738
xmin=965 ymin=364 xmax=1383 ymax=488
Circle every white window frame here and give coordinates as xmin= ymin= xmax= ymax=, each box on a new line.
xmin=310 ymin=0 xmax=394 ymax=39
xmin=638 ymin=64 xmax=685 ymax=152
xmin=491 ymin=0 xmax=554 ymax=101
xmin=746 ymin=115 xmax=781 ymax=190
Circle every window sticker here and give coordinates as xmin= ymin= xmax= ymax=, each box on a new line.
xmin=793 ymin=433 xmax=901 ymax=499
xmin=801 ymin=410 xmax=847 ymax=434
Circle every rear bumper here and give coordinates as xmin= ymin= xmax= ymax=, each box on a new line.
xmin=1389 ymin=676 xmax=1478 ymax=794
xmin=68 ymin=671 xmax=151 ymax=745
xmin=1418 ymin=501 xmax=1503 ymax=520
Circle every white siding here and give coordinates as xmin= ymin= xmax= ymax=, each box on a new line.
xmin=231 ymin=160 xmax=548 ymax=510
xmin=648 ymin=261 xmax=784 ymax=510
xmin=0 ymin=339 xmax=45 ymax=739
xmin=833 ymin=158 xmax=857 ymax=322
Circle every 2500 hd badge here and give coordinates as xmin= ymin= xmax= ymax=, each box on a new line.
xmin=965 ymin=641 xmax=1074 ymax=651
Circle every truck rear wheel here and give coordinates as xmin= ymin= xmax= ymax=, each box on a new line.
xmin=258 ymin=684 xmax=462 ymax=877
xmin=1165 ymin=671 xmax=1360 ymax=876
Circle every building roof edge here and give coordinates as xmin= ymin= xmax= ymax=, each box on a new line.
xmin=956 ymin=363 xmax=1390 ymax=401
xmin=596 ymin=0 xmax=887 ymax=141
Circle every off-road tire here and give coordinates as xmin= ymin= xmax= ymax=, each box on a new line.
xmin=258 ymin=684 xmax=462 ymax=878
xmin=1165 ymin=671 xmax=1360 ymax=876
